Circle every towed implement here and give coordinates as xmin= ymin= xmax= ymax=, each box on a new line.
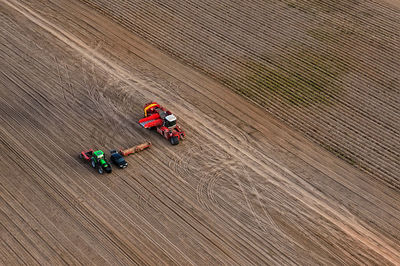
xmin=119 ymin=141 xmax=152 ymax=156
xmin=138 ymin=102 xmax=185 ymax=145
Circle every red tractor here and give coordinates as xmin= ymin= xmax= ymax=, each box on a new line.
xmin=138 ymin=102 xmax=185 ymax=145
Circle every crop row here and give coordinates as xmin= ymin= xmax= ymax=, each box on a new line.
xmin=80 ymin=0 xmax=400 ymax=186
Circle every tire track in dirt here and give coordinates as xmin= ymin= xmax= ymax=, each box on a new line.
xmin=7 ymin=1 xmax=397 ymax=262
xmin=0 ymin=103 xmax=126 ymax=264
xmin=171 ymin=139 xmax=283 ymax=236
xmin=0 ymin=0 xmax=282 ymax=264
xmin=136 ymin=151 xmax=277 ymax=264
xmin=80 ymin=0 xmax=400 ymax=185
xmin=168 ymin=136 xmax=365 ymax=264
xmin=72 ymin=0 xmax=400 ymax=189
xmin=0 ymin=9 xmax=238 ymax=260
xmin=167 ymin=136 xmax=350 ymax=263
xmin=0 ymin=43 xmax=195 ymax=262
xmin=0 ymin=92 xmax=196 ymax=264
xmin=3 ymin=0 xmax=400 ymax=264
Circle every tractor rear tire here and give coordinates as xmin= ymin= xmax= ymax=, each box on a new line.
xmin=91 ymin=159 xmax=96 ymax=168
xmin=170 ymin=136 xmax=179 ymax=145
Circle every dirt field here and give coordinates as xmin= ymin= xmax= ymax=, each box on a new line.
xmin=1 ymin=0 xmax=400 ymax=265
xmin=81 ymin=0 xmax=400 ymax=188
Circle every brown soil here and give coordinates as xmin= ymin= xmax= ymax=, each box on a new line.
xmin=1 ymin=0 xmax=400 ymax=265
xmin=79 ymin=0 xmax=400 ymax=188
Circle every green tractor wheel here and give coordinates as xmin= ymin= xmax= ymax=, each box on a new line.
xmin=91 ymin=159 xmax=96 ymax=168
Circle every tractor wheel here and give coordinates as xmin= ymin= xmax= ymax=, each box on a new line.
xmin=91 ymin=159 xmax=96 ymax=168
xmin=170 ymin=136 xmax=179 ymax=145
xmin=98 ymin=167 xmax=104 ymax=174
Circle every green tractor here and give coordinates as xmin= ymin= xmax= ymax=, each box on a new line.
xmin=80 ymin=149 xmax=112 ymax=174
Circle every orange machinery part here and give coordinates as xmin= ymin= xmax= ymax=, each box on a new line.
xmin=120 ymin=141 xmax=152 ymax=156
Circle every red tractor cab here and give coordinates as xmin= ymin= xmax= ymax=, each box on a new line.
xmin=139 ymin=102 xmax=185 ymax=145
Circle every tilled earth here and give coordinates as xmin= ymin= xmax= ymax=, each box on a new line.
xmin=81 ymin=0 xmax=400 ymax=187
xmin=1 ymin=0 xmax=400 ymax=265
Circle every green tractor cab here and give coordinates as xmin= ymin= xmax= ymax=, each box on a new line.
xmin=91 ymin=150 xmax=112 ymax=174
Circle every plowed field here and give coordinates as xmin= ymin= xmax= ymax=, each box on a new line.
xmin=1 ymin=0 xmax=400 ymax=265
xmin=81 ymin=0 xmax=400 ymax=188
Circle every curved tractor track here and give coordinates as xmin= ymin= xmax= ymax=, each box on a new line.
xmin=1 ymin=0 xmax=400 ymax=265
xmin=81 ymin=0 xmax=400 ymax=188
